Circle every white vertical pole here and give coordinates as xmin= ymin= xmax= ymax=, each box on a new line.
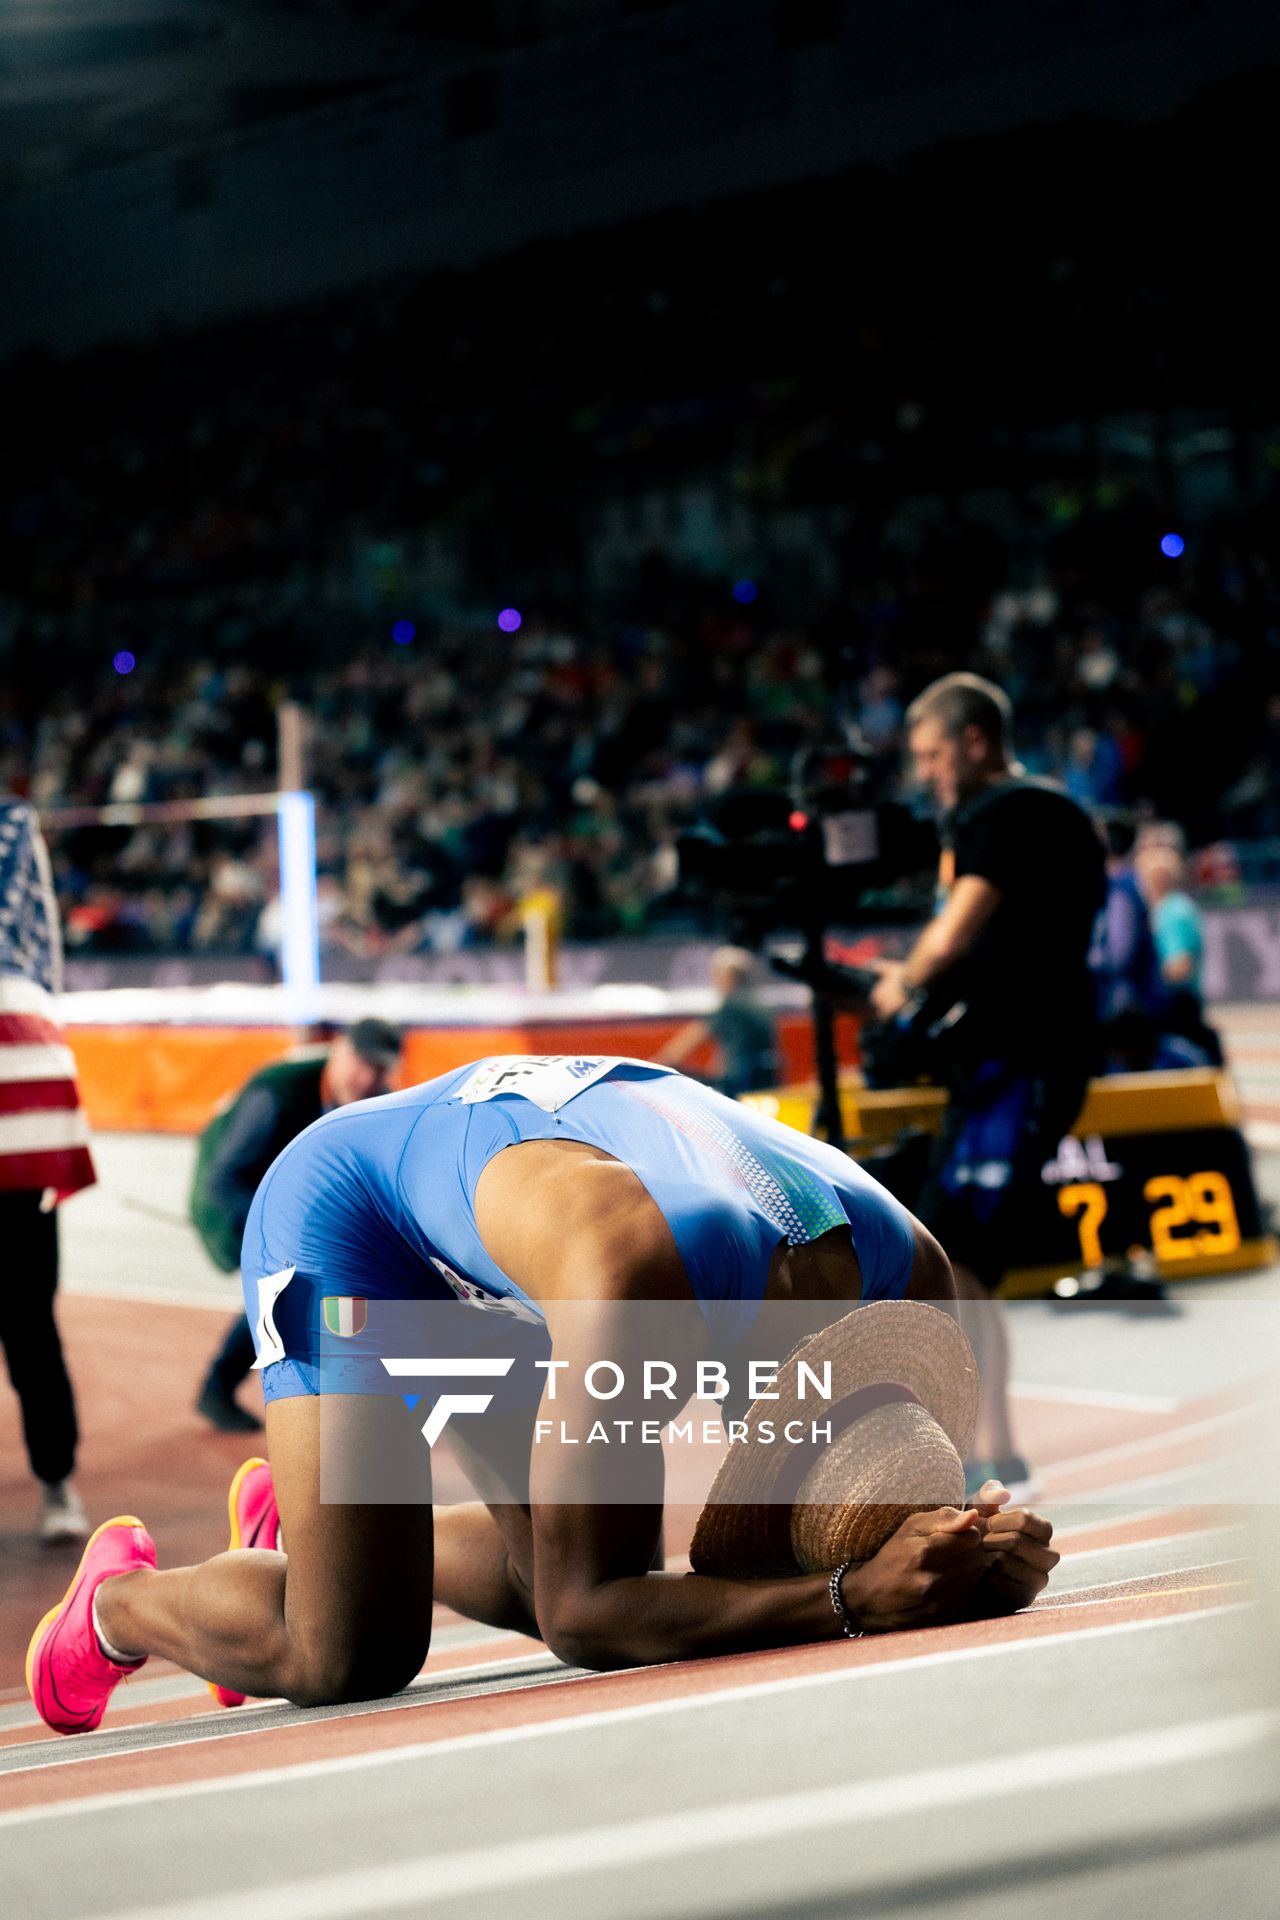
xmin=277 ymin=790 xmax=320 ymax=1020
xmin=276 ymin=701 xmax=319 ymax=1019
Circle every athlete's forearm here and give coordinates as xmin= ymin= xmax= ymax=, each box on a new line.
xmin=538 ymin=1567 xmax=840 ymax=1669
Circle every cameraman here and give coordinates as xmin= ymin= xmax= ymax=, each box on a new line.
xmin=870 ymin=673 xmax=1106 ymax=1491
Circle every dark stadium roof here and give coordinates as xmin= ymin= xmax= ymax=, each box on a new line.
xmin=5 ymin=0 xmax=1278 ymax=240
xmin=0 ymin=0 xmax=628 ymax=196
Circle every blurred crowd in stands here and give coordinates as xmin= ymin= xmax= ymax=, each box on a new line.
xmin=2 ymin=98 xmax=1278 ymax=959
xmin=8 ymin=548 xmax=1276 ymax=964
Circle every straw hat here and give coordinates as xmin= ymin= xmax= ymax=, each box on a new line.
xmin=689 ymin=1300 xmax=979 ymax=1579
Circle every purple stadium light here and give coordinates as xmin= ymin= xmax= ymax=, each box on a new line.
xmin=1160 ymin=533 xmax=1185 ymax=559
xmin=113 ymin=650 xmax=136 ymax=675
xmin=732 ymin=579 xmax=758 ymax=605
xmin=392 ymin=619 xmax=416 ymax=645
xmin=498 ymin=608 xmax=522 ymax=633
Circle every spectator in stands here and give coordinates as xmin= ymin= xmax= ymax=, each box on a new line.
xmin=1063 ymin=726 xmax=1125 ymax=809
xmin=191 ymin=851 xmax=267 ymax=955
xmin=856 ymin=666 xmax=904 ymax=754
xmin=5 ymin=129 xmax=1279 ymax=961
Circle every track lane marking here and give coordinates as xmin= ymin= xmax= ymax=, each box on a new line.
xmin=0 ymin=1630 xmax=546 ymax=1745
xmin=0 ymin=1599 xmax=1247 ymax=1821
xmin=1059 ymin=1526 xmax=1238 ymax=1563
xmin=1 ymin=1538 xmax=1232 ymax=1743
xmin=3 ymin=1550 xmax=1235 ymax=1744
xmin=45 ymin=1711 xmax=1280 ymax=1920
xmin=0 ymin=1648 xmax=576 ymax=1779
xmin=1052 ymin=1506 xmax=1225 ymax=1549
xmin=1049 ymin=1560 xmax=1244 ymax=1594
xmin=1057 ymin=1461 xmax=1255 ymax=1504
xmin=1012 ymin=1383 xmax=1182 ymax=1412
xmin=0 ymin=1656 xmax=564 ymax=1752
xmin=1039 ymin=1401 xmax=1274 ymax=1482
xmin=1033 ymin=1575 xmax=1245 ymax=1611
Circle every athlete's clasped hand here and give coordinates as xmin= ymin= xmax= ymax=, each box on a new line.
xmin=841 ymin=1480 xmax=1059 ymax=1632
xmin=962 ymin=1476 xmax=1060 ymax=1616
xmin=840 ymin=1506 xmax=988 ymax=1631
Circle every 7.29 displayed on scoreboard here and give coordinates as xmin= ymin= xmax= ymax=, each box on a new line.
xmin=1037 ymin=1127 xmax=1263 ymax=1279
xmin=1059 ymin=1168 xmax=1240 ymax=1268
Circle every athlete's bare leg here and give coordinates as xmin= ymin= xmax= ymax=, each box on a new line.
xmin=95 ymin=1395 xmax=434 ymax=1707
xmin=432 ymin=1504 xmax=539 ymax=1635
xmin=953 ymin=1263 xmax=1018 ymax=1461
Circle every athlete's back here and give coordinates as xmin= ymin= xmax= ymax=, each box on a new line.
xmin=243 ymin=1057 xmax=917 ymax=1395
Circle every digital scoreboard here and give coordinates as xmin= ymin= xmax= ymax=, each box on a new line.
xmin=741 ymin=1068 xmax=1274 ymax=1295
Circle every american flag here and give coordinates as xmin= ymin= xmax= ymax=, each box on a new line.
xmin=0 ymin=800 xmax=95 ymax=1196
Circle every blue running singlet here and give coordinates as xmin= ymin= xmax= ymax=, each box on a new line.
xmin=241 ymin=1057 xmax=918 ymax=1400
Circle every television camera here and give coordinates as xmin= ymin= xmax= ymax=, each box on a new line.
xmin=676 ymin=744 xmax=951 ymax=1148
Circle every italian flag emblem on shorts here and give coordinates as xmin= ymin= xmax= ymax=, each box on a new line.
xmin=322 ymin=1297 xmax=368 ymax=1338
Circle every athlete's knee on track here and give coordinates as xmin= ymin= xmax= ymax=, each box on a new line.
xmin=281 ymin=1625 xmax=429 ymax=1708
xmin=536 ymin=1590 xmax=632 ymax=1672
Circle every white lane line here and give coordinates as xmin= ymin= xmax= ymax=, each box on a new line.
xmin=6 ymin=1569 xmax=1236 ymax=1750
xmin=1035 ymin=1561 xmax=1246 ymax=1606
xmin=1052 ymin=1506 xmax=1179 ymax=1540
xmin=1033 ymin=1591 xmax=1233 ymax=1615
xmin=1059 ymin=1529 xmax=1239 ymax=1564
xmin=0 ymin=1640 xmax=549 ymax=1740
xmin=0 ymin=1675 xmax=211 ymax=1735
xmin=0 ymin=1619 xmax=529 ymax=1731
xmin=1 ymin=1622 xmax=530 ymax=1733
xmin=73 ymin=1711 xmax=1278 ymax=1920
xmin=1040 ymin=1402 xmax=1270 ymax=1481
xmin=0 ymin=1603 xmax=1245 ymax=1828
xmin=0 ymin=1651 xmax=570 ymax=1777
xmin=1051 ymin=1463 xmax=1259 ymax=1505
xmin=1011 ymin=1383 xmax=1182 ymax=1413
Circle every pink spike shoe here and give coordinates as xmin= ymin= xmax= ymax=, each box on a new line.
xmin=209 ymin=1457 xmax=281 ymax=1709
xmin=26 ymin=1517 xmax=155 ymax=1735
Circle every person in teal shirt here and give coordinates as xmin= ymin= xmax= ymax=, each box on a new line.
xmin=1137 ymin=843 xmax=1222 ymax=1064
xmin=1141 ymin=848 xmax=1202 ymax=989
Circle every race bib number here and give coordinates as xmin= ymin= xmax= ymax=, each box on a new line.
xmin=430 ymin=1257 xmax=543 ymax=1326
xmin=455 ymin=1055 xmax=663 ymax=1114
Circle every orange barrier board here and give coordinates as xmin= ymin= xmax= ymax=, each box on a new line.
xmin=66 ymin=1011 xmax=848 ymax=1134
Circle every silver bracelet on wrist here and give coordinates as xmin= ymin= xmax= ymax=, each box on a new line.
xmin=829 ymin=1558 xmax=863 ymax=1638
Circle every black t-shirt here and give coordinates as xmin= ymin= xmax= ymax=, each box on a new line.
xmin=944 ymin=777 xmax=1106 ymax=1070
